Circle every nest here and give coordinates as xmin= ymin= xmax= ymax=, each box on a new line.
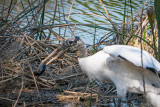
xmin=0 ymin=0 xmax=156 ymax=106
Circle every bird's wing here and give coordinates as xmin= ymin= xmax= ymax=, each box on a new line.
xmin=103 ymin=45 xmax=160 ymax=72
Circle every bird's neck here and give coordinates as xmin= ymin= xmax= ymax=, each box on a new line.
xmin=77 ymin=44 xmax=88 ymax=58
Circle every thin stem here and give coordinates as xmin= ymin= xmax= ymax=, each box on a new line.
xmin=93 ymin=24 xmax=97 ymax=51
xmin=123 ymin=0 xmax=127 ymax=39
xmin=130 ymin=0 xmax=133 ymax=32
xmin=89 ymin=80 xmax=93 ymax=107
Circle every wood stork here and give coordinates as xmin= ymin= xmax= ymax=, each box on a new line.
xmin=37 ymin=36 xmax=160 ymax=107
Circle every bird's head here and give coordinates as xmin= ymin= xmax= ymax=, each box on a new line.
xmin=64 ymin=36 xmax=84 ymax=52
xmin=35 ymin=36 xmax=85 ymax=76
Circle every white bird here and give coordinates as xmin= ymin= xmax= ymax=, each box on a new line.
xmin=38 ymin=36 xmax=160 ymax=107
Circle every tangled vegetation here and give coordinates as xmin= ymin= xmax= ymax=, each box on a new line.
xmin=0 ymin=0 xmax=158 ymax=106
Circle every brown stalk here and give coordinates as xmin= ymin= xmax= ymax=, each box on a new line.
xmin=27 ymin=35 xmax=48 ymax=53
xmin=67 ymin=0 xmax=74 ymax=21
xmin=23 ymin=33 xmax=41 ymax=61
xmin=49 ymin=29 xmax=65 ymax=43
xmin=0 ymin=97 xmax=15 ymax=102
xmin=46 ymin=49 xmax=67 ymax=65
xmin=99 ymin=0 xmax=112 ymax=23
xmin=37 ymin=45 xmax=62 ymax=71
xmin=27 ymin=61 xmax=42 ymax=104
xmin=13 ymin=76 xmax=23 ymax=107
xmin=17 ymin=0 xmax=19 ymax=31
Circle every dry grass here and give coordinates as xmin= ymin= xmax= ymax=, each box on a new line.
xmin=0 ymin=0 xmax=156 ymax=107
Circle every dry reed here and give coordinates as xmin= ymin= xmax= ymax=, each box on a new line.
xmin=0 ymin=0 xmax=156 ymax=106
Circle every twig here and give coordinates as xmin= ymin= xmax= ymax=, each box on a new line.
xmin=13 ymin=76 xmax=23 ymax=107
xmin=0 ymin=75 xmax=18 ymax=83
xmin=99 ymin=0 xmax=112 ymax=23
xmin=27 ymin=61 xmax=42 ymax=105
xmin=139 ymin=1 xmax=147 ymax=106
xmin=67 ymin=0 xmax=74 ymax=21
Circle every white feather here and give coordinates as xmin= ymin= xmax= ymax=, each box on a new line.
xmin=78 ymin=45 xmax=160 ymax=107
xmin=103 ymin=45 xmax=160 ymax=71
xmin=146 ymin=91 xmax=160 ymax=107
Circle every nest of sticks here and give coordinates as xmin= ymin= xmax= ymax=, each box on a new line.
xmin=0 ymin=1 xmax=157 ymax=106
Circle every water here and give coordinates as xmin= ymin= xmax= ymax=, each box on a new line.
xmin=0 ymin=0 xmax=154 ymax=45
xmin=44 ymin=0 xmax=153 ymax=44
